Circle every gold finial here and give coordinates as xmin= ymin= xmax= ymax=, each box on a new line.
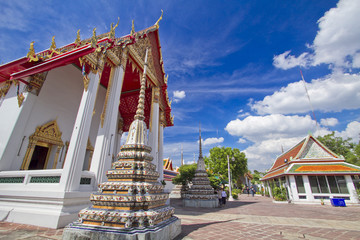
xmin=75 ymin=30 xmax=81 ymax=45
xmin=155 ymin=9 xmax=163 ymax=29
xmin=130 ymin=20 xmax=135 ymax=35
xmin=26 ymin=41 xmax=39 ymax=62
xmin=164 ymin=74 xmax=168 ymax=84
xmin=50 ymin=36 xmax=57 ymax=51
xmin=48 ymin=36 xmax=60 ymax=58
xmin=91 ymin=28 xmax=97 ymax=48
xmin=109 ymin=17 xmax=120 ymax=40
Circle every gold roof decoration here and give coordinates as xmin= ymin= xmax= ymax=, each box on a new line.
xmin=75 ymin=30 xmax=81 ymax=46
xmin=155 ymin=10 xmax=163 ymax=29
xmin=90 ymin=28 xmax=97 ymax=48
xmin=26 ymin=41 xmax=39 ymax=62
xmin=130 ymin=20 xmax=135 ymax=35
xmin=49 ymin=36 xmax=60 ymax=58
xmin=109 ymin=17 xmax=120 ymax=40
xmin=164 ymin=74 xmax=168 ymax=85
xmin=49 ymin=36 xmax=57 ymax=51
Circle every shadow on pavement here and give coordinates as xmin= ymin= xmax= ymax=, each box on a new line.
xmin=173 ymin=218 xmax=240 ymax=240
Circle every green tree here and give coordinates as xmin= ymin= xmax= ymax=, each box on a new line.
xmin=251 ymin=170 xmax=265 ymax=184
xmin=172 ymin=163 xmax=197 ymax=186
xmin=204 ymin=147 xmax=247 ymax=187
xmin=317 ymin=132 xmax=360 ymax=166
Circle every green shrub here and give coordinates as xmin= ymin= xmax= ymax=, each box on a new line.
xmin=232 ymin=188 xmax=242 ymax=195
xmin=232 ymin=193 xmax=238 ymax=199
xmin=273 ymin=187 xmax=287 ymax=201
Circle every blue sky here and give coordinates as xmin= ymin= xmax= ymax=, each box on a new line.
xmin=1 ymin=0 xmax=360 ymax=171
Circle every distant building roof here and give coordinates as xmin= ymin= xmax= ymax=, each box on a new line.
xmin=261 ymin=134 xmax=360 ymax=181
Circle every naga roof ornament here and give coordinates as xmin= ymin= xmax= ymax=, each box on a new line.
xmin=155 ymin=10 xmax=163 ymax=29
xmin=109 ymin=17 xmax=120 ymax=40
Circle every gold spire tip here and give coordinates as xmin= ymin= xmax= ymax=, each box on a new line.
xmin=155 ymin=9 xmax=163 ymax=28
xmin=131 ymin=20 xmax=135 ymax=35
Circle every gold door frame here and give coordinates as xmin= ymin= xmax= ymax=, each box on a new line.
xmin=21 ymin=120 xmax=64 ymax=170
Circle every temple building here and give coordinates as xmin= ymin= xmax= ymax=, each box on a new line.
xmin=163 ymin=157 xmax=180 ymax=199
xmin=163 ymin=158 xmax=179 ymax=182
xmin=0 ymin=16 xmax=174 ymax=229
xmin=261 ymin=134 xmax=360 ymax=205
xmin=183 ymin=127 xmax=218 ymax=208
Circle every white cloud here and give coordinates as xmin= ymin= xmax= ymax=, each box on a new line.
xmin=320 ymin=118 xmax=339 ymax=127
xmin=336 ymin=121 xmax=360 ymax=142
xmin=173 ymin=90 xmax=186 ymax=103
xmin=312 ymin=0 xmax=360 ymax=68
xmin=203 ymin=137 xmax=224 ymax=146
xmin=273 ymin=0 xmax=360 ymax=70
xmin=238 ymin=138 xmax=246 ymax=144
xmin=250 ymin=72 xmax=360 ymax=115
xmin=225 ymin=114 xmax=317 ymax=142
xmin=245 ymin=137 xmax=303 ymax=171
xmin=273 ymin=51 xmax=311 ymax=70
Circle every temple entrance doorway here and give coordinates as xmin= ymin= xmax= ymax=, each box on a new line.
xmin=28 ymin=144 xmax=50 ymax=170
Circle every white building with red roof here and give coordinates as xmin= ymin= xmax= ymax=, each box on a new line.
xmin=0 ymin=19 xmax=173 ymax=228
xmin=261 ymin=134 xmax=360 ymax=204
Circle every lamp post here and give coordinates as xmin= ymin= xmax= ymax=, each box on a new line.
xmin=227 ymin=155 xmax=234 ymax=201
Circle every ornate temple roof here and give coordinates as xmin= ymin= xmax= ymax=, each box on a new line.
xmin=0 ymin=20 xmax=173 ymax=131
xmin=261 ymin=134 xmax=360 ymax=181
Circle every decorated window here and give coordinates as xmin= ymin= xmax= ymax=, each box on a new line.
xmin=295 ymin=176 xmax=305 ymax=193
xmin=309 ymin=176 xmax=320 ymax=193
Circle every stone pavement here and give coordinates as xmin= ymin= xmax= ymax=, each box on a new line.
xmin=0 ymin=194 xmax=359 ymax=239
xmin=173 ymin=194 xmax=360 ymax=240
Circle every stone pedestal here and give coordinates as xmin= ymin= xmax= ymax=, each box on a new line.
xmin=183 ymin=198 xmax=218 ymax=208
xmin=63 ymin=217 xmax=181 ymax=240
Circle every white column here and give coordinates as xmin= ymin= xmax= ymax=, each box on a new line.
xmin=60 ymin=72 xmax=100 ymax=192
xmin=288 ymin=175 xmax=299 ymax=201
xmin=0 ymin=85 xmax=36 ymax=170
xmin=90 ymin=66 xmax=124 ymax=185
xmin=267 ymin=181 xmax=273 ymax=198
xmin=302 ymin=175 xmax=314 ymax=201
xmin=158 ymin=122 xmax=164 ymax=181
xmin=148 ymin=93 xmax=160 ymax=173
xmin=345 ymin=175 xmax=359 ymax=204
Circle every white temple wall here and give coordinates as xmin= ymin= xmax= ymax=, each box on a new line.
xmin=0 ymin=81 xmax=36 ymax=171
xmin=9 ymin=65 xmax=83 ymax=170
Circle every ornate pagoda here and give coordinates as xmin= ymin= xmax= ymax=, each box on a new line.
xmin=63 ymin=48 xmax=181 ymax=239
xmin=183 ymin=126 xmax=218 ymax=208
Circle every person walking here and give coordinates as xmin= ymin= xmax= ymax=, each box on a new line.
xmin=246 ymin=186 xmax=250 ymax=196
xmin=251 ymin=186 xmax=255 ymax=197
xmin=221 ymin=188 xmax=227 ymax=206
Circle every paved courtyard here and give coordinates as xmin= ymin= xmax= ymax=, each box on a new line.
xmin=0 ymin=194 xmax=359 ymax=239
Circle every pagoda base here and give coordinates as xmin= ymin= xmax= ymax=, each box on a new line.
xmin=62 ymin=216 xmax=181 ymax=240
xmin=183 ymin=198 xmax=218 ymax=208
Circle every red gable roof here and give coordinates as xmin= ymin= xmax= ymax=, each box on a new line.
xmin=0 ymin=24 xmax=173 ymax=131
xmin=261 ymin=135 xmax=345 ymax=181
